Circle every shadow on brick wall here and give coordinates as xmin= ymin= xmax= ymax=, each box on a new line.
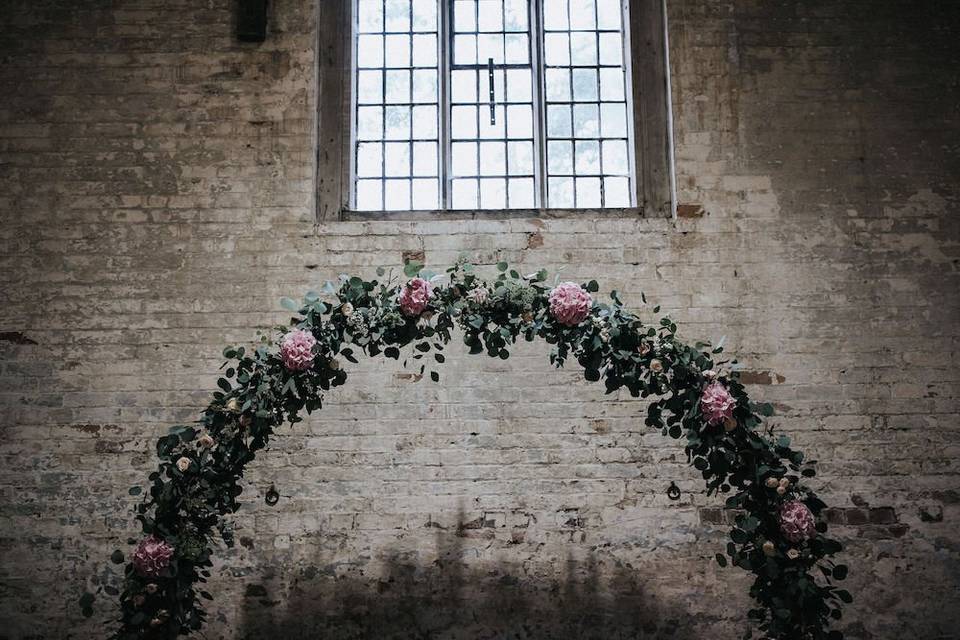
xmin=233 ymin=508 xmax=701 ymax=640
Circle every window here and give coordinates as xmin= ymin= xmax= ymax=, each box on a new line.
xmin=316 ymin=0 xmax=672 ymax=217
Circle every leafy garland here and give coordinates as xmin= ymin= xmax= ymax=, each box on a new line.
xmin=81 ymin=259 xmax=852 ymax=639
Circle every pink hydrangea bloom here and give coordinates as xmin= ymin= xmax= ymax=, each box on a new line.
xmin=280 ymin=329 xmax=317 ymax=371
xmin=548 ymin=282 xmax=592 ymax=326
xmin=779 ymin=500 xmax=817 ymax=543
xmin=700 ymin=381 xmax=736 ymax=425
xmin=399 ymin=277 xmax=433 ymax=317
xmin=132 ymin=535 xmax=174 ymax=577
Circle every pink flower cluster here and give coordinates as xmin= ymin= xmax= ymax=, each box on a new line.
xmin=399 ymin=277 xmax=433 ymax=317
xmin=700 ymin=381 xmax=736 ymax=425
xmin=280 ymin=329 xmax=317 ymax=371
xmin=779 ymin=500 xmax=817 ymax=543
xmin=548 ymin=282 xmax=592 ymax=326
xmin=132 ymin=535 xmax=174 ymax=577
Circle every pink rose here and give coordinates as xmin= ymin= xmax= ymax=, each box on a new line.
xmin=548 ymin=282 xmax=592 ymax=326
xmin=399 ymin=277 xmax=433 ymax=317
xmin=132 ymin=535 xmax=174 ymax=578
xmin=280 ymin=329 xmax=317 ymax=371
xmin=779 ymin=500 xmax=817 ymax=543
xmin=700 ymin=381 xmax=736 ymax=425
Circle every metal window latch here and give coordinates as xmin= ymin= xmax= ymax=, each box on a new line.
xmin=487 ymin=57 xmax=496 ymax=125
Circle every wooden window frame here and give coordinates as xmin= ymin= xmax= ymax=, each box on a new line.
xmin=315 ymin=0 xmax=673 ymax=220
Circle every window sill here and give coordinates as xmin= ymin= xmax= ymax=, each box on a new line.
xmin=340 ymin=206 xmax=659 ymax=222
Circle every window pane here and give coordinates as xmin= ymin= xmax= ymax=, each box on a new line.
xmin=452 ymin=70 xmax=477 ymax=102
xmin=595 ymin=0 xmax=621 ymax=30
xmin=543 ymin=0 xmax=568 ymax=30
xmin=452 ymin=179 xmax=479 ymax=208
xmin=384 ymin=179 xmax=411 ymax=210
xmin=506 ymin=104 xmax=533 ymax=139
xmin=477 ymin=0 xmax=503 ymax=31
xmin=384 ymin=106 xmax=411 ymax=139
xmin=575 ymin=177 xmax=601 ymax=207
xmin=572 ymin=104 xmax=599 ymax=137
xmin=412 ymin=0 xmax=438 ymax=31
xmin=356 ymin=179 xmax=383 ymax=210
xmin=545 ymin=69 xmax=570 ymax=100
xmin=480 ymin=178 xmax=506 ymax=208
xmin=478 ymin=106 xmax=505 ymax=139
xmin=548 ymin=177 xmax=574 ymax=207
xmin=385 ymin=0 xmax=410 ymax=31
xmin=357 ymin=35 xmax=384 ymax=67
xmin=544 ymin=33 xmax=569 ymax=66
xmin=504 ymin=34 xmax=529 ymax=64
xmin=358 ymin=0 xmax=384 ymax=32
xmin=357 ymin=106 xmax=383 ymax=140
xmin=572 ymin=69 xmax=598 ymax=101
xmin=452 ymin=142 xmax=478 ymax=176
xmin=506 ymin=69 xmax=532 ymax=102
xmin=412 ymin=34 xmax=438 ymax=66
xmin=599 ymin=32 xmax=622 ymax=65
xmin=412 ymin=178 xmax=439 ymax=208
xmin=412 ymin=69 xmax=437 ymax=102
xmin=548 ymin=140 xmax=573 ymax=174
xmin=384 ymin=142 xmax=410 ymax=176
xmin=507 ymin=141 xmax=533 ymax=174
xmin=455 ymin=1 xmax=476 ymax=31
xmin=412 ymin=141 xmax=438 ymax=176
xmin=385 ymin=35 xmax=411 ymax=67
xmin=547 ymin=105 xmax=571 ymax=137
xmin=508 ymin=178 xmax=535 ymax=208
xmin=600 ymin=67 xmax=624 ymax=101
xmin=575 ymin=140 xmax=600 ymax=174
xmin=478 ymin=34 xmax=504 ymax=63
xmin=451 ymin=105 xmax=478 ymax=139
xmin=600 ymin=102 xmax=627 ymax=137
xmin=602 ymin=139 xmax=628 ymax=174
xmin=357 ymin=70 xmax=383 ymax=104
xmin=385 ymin=70 xmax=410 ymax=103
xmin=604 ymin=176 xmax=630 ymax=207
xmin=454 ymin=34 xmax=477 ymax=64
xmin=412 ymin=105 xmax=438 ymax=138
xmin=504 ymin=0 xmax=528 ymax=31
xmin=356 ymin=142 xmax=383 ymax=177
xmin=569 ymin=0 xmax=596 ymax=29
xmin=479 ymin=141 xmax=506 ymax=175
xmin=570 ymin=32 xmax=597 ymax=65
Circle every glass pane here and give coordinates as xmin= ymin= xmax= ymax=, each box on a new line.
xmin=452 ymin=142 xmax=478 ymax=176
xmin=356 ymin=179 xmax=382 ymax=210
xmin=596 ymin=0 xmax=621 ymax=30
xmin=507 ymin=141 xmax=533 ymax=174
xmin=412 ymin=178 xmax=439 ymax=208
xmin=508 ymin=178 xmax=535 ymax=208
xmin=455 ymin=1 xmax=476 ymax=31
xmin=385 ymin=70 xmax=410 ymax=104
xmin=600 ymin=67 xmax=624 ymax=100
xmin=452 ymin=70 xmax=477 ymax=102
xmin=384 ymin=35 xmax=410 ymax=68
xmin=411 ymin=105 xmax=438 ymax=138
xmin=477 ymin=0 xmax=503 ymax=31
xmin=570 ymin=32 xmax=597 ymax=65
xmin=569 ymin=0 xmax=596 ymax=29
xmin=357 ymin=70 xmax=383 ymax=104
xmin=480 ymin=178 xmax=506 ymax=208
xmin=478 ymin=106 xmax=505 ymax=139
xmin=543 ymin=0 xmax=568 ymax=30
xmin=598 ymin=32 xmax=622 ymax=65
xmin=412 ymin=141 xmax=438 ymax=176
xmin=602 ymin=139 xmax=628 ymax=174
xmin=412 ymin=34 xmax=438 ymax=66
xmin=506 ymin=104 xmax=533 ymax=139
xmin=604 ymin=176 xmax=629 ymax=207
xmin=504 ymin=0 xmax=528 ymax=31
xmin=548 ymin=140 xmax=573 ymax=174
xmin=600 ymin=102 xmax=627 ymax=137
xmin=547 ymin=105 xmax=572 ymax=137
xmin=452 ymin=178 xmax=479 ymax=208
xmin=575 ymin=140 xmax=600 ymax=174
xmin=548 ymin=177 xmax=574 ymax=207
xmin=385 ymin=0 xmax=410 ymax=31
xmin=454 ymin=34 xmax=477 ymax=64
xmin=575 ymin=177 xmax=601 ymax=207
xmin=572 ymin=69 xmax=598 ymax=101
xmin=545 ymin=69 xmax=570 ymax=100
xmin=504 ymin=34 xmax=529 ymax=64
xmin=412 ymin=0 xmax=438 ymax=31
xmin=506 ymin=69 xmax=532 ymax=102
xmin=412 ymin=69 xmax=437 ymax=102
xmin=479 ymin=142 xmax=506 ymax=175
xmin=357 ymin=35 xmax=384 ymax=68
xmin=384 ymin=179 xmax=411 ymax=210
xmin=478 ymin=34 xmax=504 ymax=64
xmin=356 ymin=142 xmax=382 ymax=177
xmin=451 ymin=105 xmax=478 ymax=138
xmin=572 ymin=104 xmax=599 ymax=137
xmin=384 ymin=142 xmax=410 ymax=176
xmin=358 ymin=0 xmax=384 ymax=32
xmin=384 ymin=106 xmax=411 ymax=139
xmin=357 ymin=106 xmax=383 ymax=140
xmin=544 ymin=33 xmax=570 ymax=66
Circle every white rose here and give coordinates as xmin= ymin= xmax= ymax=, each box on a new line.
xmin=176 ymin=457 xmax=191 ymax=472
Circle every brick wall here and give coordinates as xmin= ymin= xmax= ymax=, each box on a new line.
xmin=1 ymin=1 xmax=958 ymax=638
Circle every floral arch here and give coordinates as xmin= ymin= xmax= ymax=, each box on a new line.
xmin=81 ymin=259 xmax=852 ymax=640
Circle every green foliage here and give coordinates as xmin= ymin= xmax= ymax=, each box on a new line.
xmin=89 ymin=259 xmax=849 ymax=640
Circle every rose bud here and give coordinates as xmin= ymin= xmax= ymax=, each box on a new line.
xmin=176 ymin=457 xmax=191 ymax=473
xmin=650 ymin=359 xmax=664 ymax=373
xmin=765 ymin=477 xmax=780 ymax=489
xmin=776 ymin=485 xmax=788 ymax=496
xmin=762 ymin=540 xmax=776 ymax=557
xmin=341 ymin=302 xmax=354 ymax=316
xmin=198 ymin=434 xmax=215 ymax=448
